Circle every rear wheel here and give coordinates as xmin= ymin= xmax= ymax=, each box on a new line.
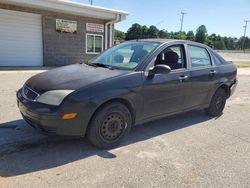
xmin=205 ymin=88 xmax=226 ymax=117
xmin=87 ymin=102 xmax=132 ymax=149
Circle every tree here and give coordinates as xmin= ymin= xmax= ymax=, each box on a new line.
xmin=114 ymin=29 xmax=125 ymax=41
xmin=195 ymin=25 xmax=207 ymax=43
xmin=170 ymin=31 xmax=186 ymax=40
xmin=212 ymin=36 xmax=226 ymax=50
xmin=159 ymin=30 xmax=169 ymax=38
xmin=125 ymin=23 xmax=142 ymax=40
xmin=147 ymin=25 xmax=159 ymax=38
xmin=245 ymin=37 xmax=250 ymax=50
xmin=226 ymin=37 xmax=236 ymax=50
xmin=141 ymin=25 xmax=149 ymax=39
xmin=238 ymin=36 xmax=250 ymax=50
xmin=186 ymin=31 xmax=195 ymax=41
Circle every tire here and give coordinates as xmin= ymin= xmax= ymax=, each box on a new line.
xmin=205 ymin=88 xmax=226 ymax=117
xmin=87 ymin=102 xmax=132 ymax=149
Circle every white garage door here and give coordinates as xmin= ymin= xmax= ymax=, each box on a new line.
xmin=0 ymin=9 xmax=43 ymax=66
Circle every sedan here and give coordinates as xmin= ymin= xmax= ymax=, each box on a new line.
xmin=17 ymin=39 xmax=237 ymax=148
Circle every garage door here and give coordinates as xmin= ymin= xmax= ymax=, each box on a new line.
xmin=0 ymin=9 xmax=43 ymax=66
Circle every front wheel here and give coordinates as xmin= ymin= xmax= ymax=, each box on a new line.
xmin=87 ymin=102 xmax=132 ymax=149
xmin=205 ymin=88 xmax=226 ymax=117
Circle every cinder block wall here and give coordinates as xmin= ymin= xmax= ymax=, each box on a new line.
xmin=43 ymin=16 xmax=106 ymax=66
xmin=0 ymin=4 xmax=106 ymax=67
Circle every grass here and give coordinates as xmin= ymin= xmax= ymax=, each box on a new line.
xmin=233 ymin=61 xmax=250 ymax=68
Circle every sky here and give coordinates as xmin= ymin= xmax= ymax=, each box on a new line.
xmin=74 ymin=0 xmax=250 ymax=38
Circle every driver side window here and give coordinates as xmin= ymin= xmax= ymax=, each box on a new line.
xmin=154 ymin=45 xmax=186 ymax=70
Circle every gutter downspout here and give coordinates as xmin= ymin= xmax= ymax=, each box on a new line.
xmin=105 ymin=14 xmax=120 ymax=50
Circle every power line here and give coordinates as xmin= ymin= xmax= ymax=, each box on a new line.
xmin=242 ymin=20 xmax=250 ymax=50
xmin=180 ymin=12 xmax=187 ymax=32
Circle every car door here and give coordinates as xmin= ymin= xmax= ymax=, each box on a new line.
xmin=142 ymin=44 xmax=192 ymax=119
xmin=186 ymin=45 xmax=219 ymax=108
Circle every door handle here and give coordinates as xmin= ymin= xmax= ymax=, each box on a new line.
xmin=210 ymin=70 xmax=217 ymax=76
xmin=179 ymin=75 xmax=189 ymax=82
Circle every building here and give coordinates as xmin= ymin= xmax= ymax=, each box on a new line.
xmin=0 ymin=0 xmax=128 ymax=67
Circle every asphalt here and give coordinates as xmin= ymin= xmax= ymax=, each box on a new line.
xmin=0 ymin=68 xmax=249 ymax=187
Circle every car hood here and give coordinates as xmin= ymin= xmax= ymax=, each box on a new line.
xmin=25 ymin=64 xmax=127 ymax=93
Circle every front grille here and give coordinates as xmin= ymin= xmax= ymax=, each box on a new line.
xmin=22 ymin=85 xmax=40 ymax=101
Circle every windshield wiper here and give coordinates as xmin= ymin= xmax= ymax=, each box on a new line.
xmin=84 ymin=62 xmax=98 ymax=67
xmin=92 ymin=63 xmax=114 ymax=70
xmin=83 ymin=62 xmax=114 ymax=70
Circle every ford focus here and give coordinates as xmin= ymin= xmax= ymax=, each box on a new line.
xmin=17 ymin=39 xmax=237 ymax=148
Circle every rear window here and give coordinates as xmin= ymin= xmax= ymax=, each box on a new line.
xmin=211 ymin=51 xmax=228 ymax=65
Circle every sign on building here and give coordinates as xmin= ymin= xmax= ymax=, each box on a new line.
xmin=56 ymin=19 xmax=77 ymax=34
xmin=86 ymin=23 xmax=104 ymax=33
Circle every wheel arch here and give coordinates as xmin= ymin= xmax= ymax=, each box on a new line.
xmin=218 ymin=84 xmax=230 ymax=98
xmin=87 ymin=98 xmax=136 ymax=132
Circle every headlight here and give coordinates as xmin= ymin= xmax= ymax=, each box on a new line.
xmin=37 ymin=90 xmax=74 ymax=106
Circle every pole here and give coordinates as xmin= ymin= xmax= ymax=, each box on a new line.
xmin=180 ymin=12 xmax=186 ymax=32
xmin=89 ymin=0 xmax=93 ymax=5
xmin=242 ymin=20 xmax=250 ymax=51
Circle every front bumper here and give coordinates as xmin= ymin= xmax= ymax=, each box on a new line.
xmin=17 ymin=89 xmax=86 ymax=137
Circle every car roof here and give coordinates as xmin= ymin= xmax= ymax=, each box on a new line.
xmin=130 ymin=38 xmax=209 ymax=48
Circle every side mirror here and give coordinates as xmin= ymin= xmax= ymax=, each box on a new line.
xmin=148 ymin=64 xmax=171 ymax=76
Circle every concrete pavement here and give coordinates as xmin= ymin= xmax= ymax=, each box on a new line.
xmin=0 ymin=68 xmax=249 ymax=187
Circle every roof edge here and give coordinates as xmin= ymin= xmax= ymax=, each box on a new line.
xmin=1 ymin=0 xmax=128 ymax=20
xmin=58 ymin=0 xmax=129 ymax=15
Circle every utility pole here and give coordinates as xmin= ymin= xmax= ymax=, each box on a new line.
xmin=89 ymin=0 xmax=93 ymax=5
xmin=180 ymin=12 xmax=187 ymax=32
xmin=242 ymin=20 xmax=250 ymax=51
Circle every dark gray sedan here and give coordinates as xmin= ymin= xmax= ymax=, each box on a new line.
xmin=17 ymin=39 xmax=237 ymax=148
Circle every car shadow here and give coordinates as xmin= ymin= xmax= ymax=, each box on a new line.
xmin=0 ymin=110 xmax=212 ymax=177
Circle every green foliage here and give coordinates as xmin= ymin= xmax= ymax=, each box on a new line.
xmin=226 ymin=37 xmax=236 ymax=50
xmin=239 ymin=36 xmax=250 ymax=50
xmin=123 ymin=23 xmax=250 ymax=50
xmin=170 ymin=31 xmax=186 ymax=40
xmin=213 ymin=37 xmax=226 ymax=50
xmin=141 ymin=25 xmax=149 ymax=38
xmin=147 ymin=25 xmax=159 ymax=38
xmin=159 ymin=30 xmax=169 ymax=38
xmin=186 ymin=31 xmax=195 ymax=41
xmin=125 ymin=23 xmax=142 ymax=40
xmin=115 ymin=29 xmax=125 ymax=41
xmin=195 ymin=25 xmax=207 ymax=43
xmin=125 ymin=24 xmax=165 ymax=39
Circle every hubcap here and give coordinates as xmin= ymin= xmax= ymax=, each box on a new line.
xmin=100 ymin=112 xmax=125 ymax=141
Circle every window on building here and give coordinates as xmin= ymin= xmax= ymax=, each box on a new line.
xmin=86 ymin=34 xmax=103 ymax=54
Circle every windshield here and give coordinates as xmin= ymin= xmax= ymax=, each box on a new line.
xmin=88 ymin=41 xmax=160 ymax=70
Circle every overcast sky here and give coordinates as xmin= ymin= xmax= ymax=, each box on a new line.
xmin=75 ymin=0 xmax=250 ymax=38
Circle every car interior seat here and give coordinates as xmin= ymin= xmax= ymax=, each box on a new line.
xmin=130 ymin=46 xmax=148 ymax=63
xmin=164 ymin=51 xmax=180 ymax=70
xmin=114 ymin=54 xmax=124 ymax=63
xmin=155 ymin=53 xmax=164 ymax=65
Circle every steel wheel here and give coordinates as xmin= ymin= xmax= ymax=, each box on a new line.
xmin=205 ymin=88 xmax=226 ymax=117
xmin=99 ymin=112 xmax=126 ymax=141
xmin=215 ymin=96 xmax=223 ymax=110
xmin=87 ymin=102 xmax=132 ymax=149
